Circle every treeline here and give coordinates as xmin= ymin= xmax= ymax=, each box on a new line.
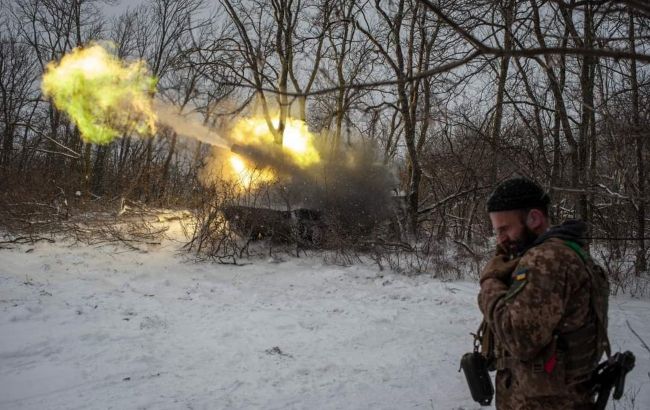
xmin=1 ymin=0 xmax=649 ymax=277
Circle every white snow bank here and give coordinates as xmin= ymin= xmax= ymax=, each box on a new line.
xmin=0 ymin=237 xmax=648 ymax=410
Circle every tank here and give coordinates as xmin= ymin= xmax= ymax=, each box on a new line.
xmin=222 ymin=205 xmax=325 ymax=247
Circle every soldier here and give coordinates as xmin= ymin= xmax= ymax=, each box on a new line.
xmin=478 ymin=177 xmax=609 ymax=410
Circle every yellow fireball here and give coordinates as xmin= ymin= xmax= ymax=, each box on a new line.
xmin=42 ymin=43 xmax=157 ymax=144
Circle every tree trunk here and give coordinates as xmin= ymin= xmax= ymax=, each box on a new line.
xmin=490 ymin=0 xmax=515 ymax=182
xmin=159 ymin=131 xmax=178 ymax=199
xmin=578 ymin=4 xmax=595 ymax=231
xmin=629 ymin=11 xmax=646 ymax=274
xmin=91 ymin=144 xmax=107 ymax=195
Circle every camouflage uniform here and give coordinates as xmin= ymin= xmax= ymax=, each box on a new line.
xmin=479 ymin=230 xmax=601 ymax=409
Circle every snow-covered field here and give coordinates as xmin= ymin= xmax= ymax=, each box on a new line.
xmin=1 ymin=228 xmax=649 ymax=410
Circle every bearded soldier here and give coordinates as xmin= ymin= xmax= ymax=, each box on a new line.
xmin=478 ymin=177 xmax=610 ymax=410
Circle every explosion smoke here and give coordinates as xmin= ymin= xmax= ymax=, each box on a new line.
xmin=201 ymin=115 xmax=323 ymax=190
xmin=153 ymin=101 xmax=230 ymax=149
xmin=284 ymin=142 xmax=396 ymax=235
xmin=204 ymin=126 xmax=397 ymax=236
xmin=229 ymin=117 xmax=320 ymax=168
xmin=41 ymin=43 xmax=231 ymax=149
xmin=44 ymin=44 xmax=396 ymax=234
xmin=42 ymin=44 xmax=157 ymax=144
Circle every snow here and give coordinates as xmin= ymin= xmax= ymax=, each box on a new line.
xmin=1 ymin=228 xmax=649 ymax=410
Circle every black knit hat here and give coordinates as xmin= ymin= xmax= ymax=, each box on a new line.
xmin=487 ymin=177 xmax=550 ymax=213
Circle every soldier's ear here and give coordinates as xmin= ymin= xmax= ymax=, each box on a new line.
xmin=526 ymin=209 xmax=543 ymax=229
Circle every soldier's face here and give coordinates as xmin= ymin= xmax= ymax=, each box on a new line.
xmin=489 ymin=210 xmax=538 ymax=255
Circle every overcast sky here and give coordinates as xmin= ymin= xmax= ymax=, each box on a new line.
xmin=101 ymin=0 xmax=146 ymax=17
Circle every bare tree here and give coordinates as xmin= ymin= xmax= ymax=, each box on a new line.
xmin=628 ymin=8 xmax=646 ymax=273
xmin=0 ymin=33 xmax=39 ymax=168
xmin=354 ymin=0 xmax=455 ymax=236
xmin=131 ymin=0 xmax=205 ymax=200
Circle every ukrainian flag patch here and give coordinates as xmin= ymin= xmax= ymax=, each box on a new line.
xmin=505 ymin=268 xmax=529 ymax=301
xmin=513 ymin=268 xmax=528 ymax=281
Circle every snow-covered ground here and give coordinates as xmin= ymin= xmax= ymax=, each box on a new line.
xmin=1 ymin=228 xmax=649 ymax=410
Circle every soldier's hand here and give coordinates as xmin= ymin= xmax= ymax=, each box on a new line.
xmin=495 ymin=243 xmax=509 ymax=256
xmin=480 ymin=252 xmax=520 ymax=284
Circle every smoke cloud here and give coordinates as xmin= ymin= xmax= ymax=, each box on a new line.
xmin=154 ymin=100 xmax=230 ymax=149
xmin=42 ymin=44 xmax=157 ymax=144
xmin=42 ymin=43 xmax=231 ymax=150
xmin=203 ymin=132 xmax=396 ymax=235
xmin=44 ymin=44 xmax=396 ymax=233
xmin=285 ymin=142 xmax=397 ymax=234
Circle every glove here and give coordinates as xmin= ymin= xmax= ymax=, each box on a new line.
xmin=480 ymin=246 xmax=520 ymax=285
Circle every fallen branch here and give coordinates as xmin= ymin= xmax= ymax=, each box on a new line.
xmin=363 ymin=239 xmax=415 ymax=252
xmin=626 ymin=320 xmax=650 ymax=355
xmin=0 ymin=236 xmax=55 ymax=245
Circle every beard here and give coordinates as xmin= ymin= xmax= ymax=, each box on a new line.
xmin=512 ymin=224 xmax=539 ymax=255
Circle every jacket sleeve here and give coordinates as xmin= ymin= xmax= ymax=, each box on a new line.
xmin=478 ymin=244 xmax=571 ymax=360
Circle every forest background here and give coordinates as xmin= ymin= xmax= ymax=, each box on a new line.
xmin=1 ymin=0 xmax=649 ymax=294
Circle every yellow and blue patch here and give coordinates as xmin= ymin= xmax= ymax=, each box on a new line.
xmin=505 ymin=268 xmax=529 ymax=301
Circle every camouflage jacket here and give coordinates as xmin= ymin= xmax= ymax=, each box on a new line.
xmin=478 ymin=222 xmax=599 ymax=409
